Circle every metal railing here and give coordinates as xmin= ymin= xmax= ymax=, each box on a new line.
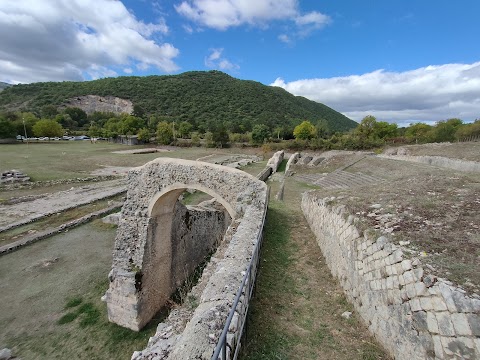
xmin=211 ymin=187 xmax=270 ymax=360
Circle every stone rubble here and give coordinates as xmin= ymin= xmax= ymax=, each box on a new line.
xmin=0 ymin=169 xmax=30 ymax=184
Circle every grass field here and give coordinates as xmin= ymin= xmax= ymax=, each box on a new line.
xmin=0 ymin=144 xmax=391 ymax=359
xmin=0 ymin=220 xmax=162 ymax=360
xmin=0 ymin=142 xmax=263 ymax=182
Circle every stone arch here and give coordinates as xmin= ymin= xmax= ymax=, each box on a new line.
xmin=105 ymin=158 xmax=266 ymax=331
xmin=148 ymin=183 xmax=236 ymax=219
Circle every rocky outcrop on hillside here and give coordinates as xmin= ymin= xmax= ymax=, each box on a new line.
xmin=63 ymin=95 xmax=133 ymax=114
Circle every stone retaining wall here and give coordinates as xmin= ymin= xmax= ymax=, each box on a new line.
xmin=266 ymin=150 xmax=284 ymax=173
xmin=285 ymin=152 xmax=299 ymax=175
xmin=378 ymin=154 xmax=480 ymax=173
xmin=301 ymin=192 xmax=480 ymax=360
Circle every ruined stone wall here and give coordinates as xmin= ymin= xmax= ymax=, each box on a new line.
xmin=285 ymin=152 xmax=300 ymax=175
xmin=378 ymin=154 xmax=480 ymax=173
xmin=302 ymin=192 xmax=480 ymax=360
xmin=105 ymin=157 xmax=267 ymax=334
xmin=170 ymin=201 xmax=231 ymax=289
xmin=266 ymin=150 xmax=284 ymax=173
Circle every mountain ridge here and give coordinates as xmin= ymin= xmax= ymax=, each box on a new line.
xmin=0 ymin=71 xmax=357 ymax=133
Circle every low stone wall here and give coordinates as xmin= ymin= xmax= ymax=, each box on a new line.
xmin=378 ymin=154 xmax=480 ymax=173
xmin=301 ymin=192 xmax=480 ymax=360
xmin=285 ymin=152 xmax=299 ymax=175
xmin=266 ymin=150 xmax=284 ymax=173
xmin=257 ymin=166 xmax=272 ymax=182
xmin=0 ymin=202 xmax=123 ymax=255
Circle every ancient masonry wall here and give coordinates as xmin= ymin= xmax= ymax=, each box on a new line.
xmin=258 ymin=150 xmax=285 ymax=181
xmin=285 ymin=152 xmax=300 ymax=175
xmin=378 ymin=154 xmax=480 ymax=173
xmin=170 ymin=201 xmax=231 ymax=290
xmin=266 ymin=150 xmax=284 ymax=173
xmin=301 ymin=192 xmax=480 ymax=360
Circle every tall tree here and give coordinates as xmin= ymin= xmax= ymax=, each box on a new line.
xmin=156 ymin=121 xmax=173 ymax=145
xmin=32 ymin=119 xmax=63 ymax=138
xmin=251 ymin=124 xmax=271 ymax=144
xmin=293 ymin=121 xmax=316 ymax=140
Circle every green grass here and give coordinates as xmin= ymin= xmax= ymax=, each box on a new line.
xmin=0 ymin=142 xmax=222 ymax=182
xmin=180 ymin=190 xmax=212 ymax=205
xmin=277 ymin=158 xmax=288 ymax=173
xmin=241 ymin=177 xmax=390 ymax=360
xmin=241 ymin=201 xmax=296 ymax=360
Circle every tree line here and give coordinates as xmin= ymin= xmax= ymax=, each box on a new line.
xmin=0 ymin=106 xmax=478 ymax=150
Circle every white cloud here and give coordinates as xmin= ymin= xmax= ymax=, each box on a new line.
xmin=205 ymin=48 xmax=239 ymax=71
xmin=278 ymin=34 xmax=291 ymax=44
xmin=123 ymin=68 xmax=133 ymax=74
xmin=0 ymin=0 xmax=179 ymax=83
xmin=271 ymin=62 xmax=480 ymax=125
xmin=175 ymin=0 xmax=330 ymax=37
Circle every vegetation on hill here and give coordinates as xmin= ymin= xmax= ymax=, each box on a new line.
xmin=0 ymin=82 xmax=12 ymax=91
xmin=1 ymin=72 xmax=478 ymax=150
xmin=0 ymin=71 xmax=356 ymax=135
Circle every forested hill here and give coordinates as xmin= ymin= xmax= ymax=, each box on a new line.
xmin=0 ymin=82 xmax=12 ymax=91
xmin=0 ymin=71 xmax=357 ymax=132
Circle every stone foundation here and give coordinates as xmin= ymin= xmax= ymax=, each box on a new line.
xmin=302 ymin=192 xmax=480 ymax=360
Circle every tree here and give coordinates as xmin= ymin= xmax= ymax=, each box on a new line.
xmin=32 ymin=119 xmax=63 ymax=138
xmin=120 ymin=115 xmax=145 ymax=135
xmin=88 ymin=122 xmax=102 ymax=138
xmin=355 ymin=115 xmax=377 ymax=140
xmin=41 ymin=105 xmax=58 ymax=119
xmin=455 ymin=120 xmax=480 ymax=140
xmin=430 ymin=118 xmax=462 ymax=143
xmin=156 ymin=121 xmax=173 ymax=145
xmin=191 ymin=131 xmax=201 ymax=146
xmin=104 ymin=117 xmax=121 ymax=138
xmin=293 ymin=121 xmax=316 ymax=140
xmin=373 ymin=121 xmax=398 ymax=140
xmin=133 ymin=104 xmax=145 ymax=119
xmin=64 ymin=107 xmax=88 ymax=127
xmin=251 ymin=124 xmax=271 ymax=144
xmin=137 ymin=128 xmax=151 ymax=143
xmin=178 ymin=121 xmax=193 ymax=138
xmin=55 ymin=113 xmax=77 ymax=129
xmin=0 ymin=118 xmax=17 ymax=139
xmin=212 ymin=124 xmax=229 ymax=147
xmin=405 ymin=123 xmax=433 ymax=143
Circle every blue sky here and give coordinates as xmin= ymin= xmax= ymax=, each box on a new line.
xmin=1 ymin=0 xmax=479 ymax=125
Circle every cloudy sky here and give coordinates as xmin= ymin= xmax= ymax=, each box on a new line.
xmin=1 ymin=0 xmax=479 ymax=125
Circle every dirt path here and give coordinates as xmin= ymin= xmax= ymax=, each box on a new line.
xmin=241 ymin=173 xmax=390 ymax=359
xmin=0 ymin=179 xmax=126 ymax=232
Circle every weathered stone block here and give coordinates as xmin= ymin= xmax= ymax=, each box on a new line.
xmin=436 ymin=312 xmax=455 ymax=336
xmin=466 ymin=314 xmax=480 ymax=336
xmin=450 ymin=313 xmax=472 ymax=336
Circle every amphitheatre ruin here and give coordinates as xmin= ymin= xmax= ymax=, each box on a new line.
xmin=0 ymin=141 xmax=479 ymax=360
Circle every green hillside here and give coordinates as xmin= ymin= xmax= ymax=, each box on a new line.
xmin=0 ymin=71 xmax=356 ymax=133
xmin=0 ymin=82 xmax=12 ymax=91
